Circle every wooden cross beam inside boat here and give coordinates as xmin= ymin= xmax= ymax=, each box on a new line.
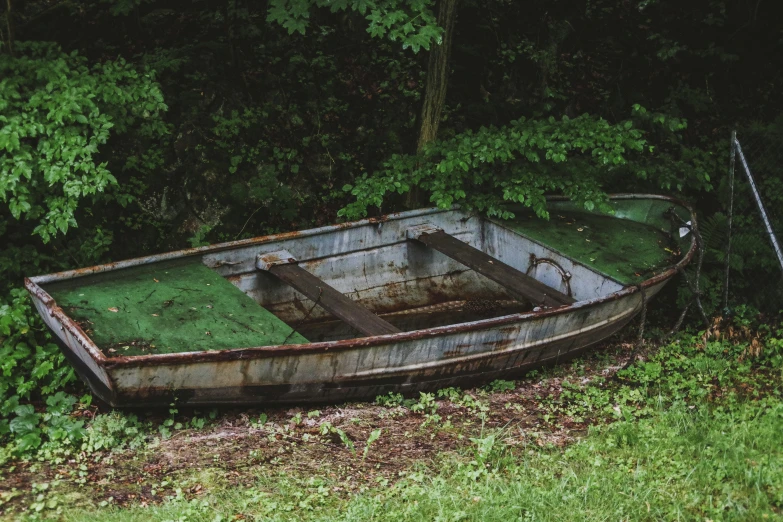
xmin=406 ymin=224 xmax=575 ymax=308
xmin=256 ymin=251 xmax=401 ymax=337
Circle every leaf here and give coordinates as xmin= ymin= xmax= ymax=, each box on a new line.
xmin=0 ymin=42 xmax=168 ymax=240
xmin=15 ymin=432 xmax=43 ymax=454
xmin=32 ymin=361 xmax=54 ymax=380
xmin=45 ymin=391 xmax=77 ymax=414
xmin=10 ymin=405 xmax=41 ymax=436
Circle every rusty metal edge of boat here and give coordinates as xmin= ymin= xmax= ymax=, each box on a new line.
xmin=27 ymin=207 xmax=445 ymax=286
xmin=24 ymin=194 xmax=697 ymax=372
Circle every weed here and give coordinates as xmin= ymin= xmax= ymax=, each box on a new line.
xmin=410 ymin=392 xmax=438 ymax=415
xmin=485 ymin=379 xmax=516 ymax=393
xmin=334 ymin=428 xmax=355 ymax=454
xmin=318 ymin=421 xmax=356 ymax=454
xmin=158 ymin=405 xmax=181 ymax=439
xmin=363 ymin=429 xmax=382 ymax=460
xmin=437 ymin=387 xmax=490 ymax=418
xmin=374 ymin=392 xmax=405 ymax=407
xmin=250 ymin=413 xmax=268 ymax=429
xmin=436 ymin=387 xmax=462 ymax=402
xmin=82 ymin=412 xmax=146 ymax=453
xmin=420 ymin=412 xmax=442 ymax=432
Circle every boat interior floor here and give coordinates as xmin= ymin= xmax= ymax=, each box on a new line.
xmin=254 ymin=228 xmax=573 ymax=342
xmin=297 ymin=298 xmax=533 ymax=342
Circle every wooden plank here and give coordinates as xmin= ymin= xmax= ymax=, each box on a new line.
xmin=411 ymin=229 xmax=576 ymax=307
xmin=267 ymin=263 xmax=402 ymax=337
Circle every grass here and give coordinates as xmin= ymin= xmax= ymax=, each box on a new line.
xmin=53 ymin=397 xmax=782 ymax=521
xmin=342 ymin=400 xmax=782 ymax=521
xmin=4 ymin=318 xmax=783 ymax=521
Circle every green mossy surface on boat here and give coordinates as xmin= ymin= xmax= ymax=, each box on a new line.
xmin=498 ymin=199 xmax=687 ymax=285
xmin=43 ymin=258 xmax=308 ymax=356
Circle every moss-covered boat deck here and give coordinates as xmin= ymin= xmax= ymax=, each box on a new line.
xmin=498 ymin=211 xmax=679 ymax=286
xmin=44 ymin=258 xmax=307 ymax=357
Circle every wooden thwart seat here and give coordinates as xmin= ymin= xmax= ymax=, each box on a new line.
xmin=257 ymin=251 xmax=401 ymax=337
xmin=407 ymin=225 xmax=575 ymax=308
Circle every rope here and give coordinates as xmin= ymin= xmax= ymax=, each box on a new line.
xmin=617 ymin=210 xmax=707 ymax=374
xmin=667 ymin=300 xmax=691 ymax=338
xmin=689 ymin=218 xmax=710 ymax=328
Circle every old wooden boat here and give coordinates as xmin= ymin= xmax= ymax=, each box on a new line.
xmin=25 ymin=194 xmax=695 ymax=407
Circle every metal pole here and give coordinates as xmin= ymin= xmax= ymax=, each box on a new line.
xmin=722 ymin=131 xmax=736 ymax=310
xmin=735 ymin=138 xmax=783 ymax=272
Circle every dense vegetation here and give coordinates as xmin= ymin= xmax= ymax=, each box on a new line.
xmin=1 ymin=0 xmax=783 ymax=517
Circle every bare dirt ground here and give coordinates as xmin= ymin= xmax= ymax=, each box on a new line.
xmin=1 ymin=338 xmax=641 ymax=514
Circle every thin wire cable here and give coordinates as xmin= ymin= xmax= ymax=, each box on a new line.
xmin=722 ymin=131 xmax=736 ymax=310
xmin=735 ymin=140 xmax=783 ymax=271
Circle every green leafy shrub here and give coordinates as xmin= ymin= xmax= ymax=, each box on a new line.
xmin=340 ymin=109 xmax=684 ymax=220
xmin=267 ymin=0 xmax=442 ymax=52
xmin=0 ymin=42 xmax=170 ymax=456
xmin=0 ymin=41 xmax=168 ymax=242
xmin=4 ymin=392 xmax=85 ymax=456
xmin=0 ymin=289 xmax=75 ymax=439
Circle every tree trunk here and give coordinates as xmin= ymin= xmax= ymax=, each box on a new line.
xmin=416 ymin=0 xmax=458 ymax=154
xmin=2 ymin=0 xmax=13 ymax=56
xmin=407 ymin=0 xmax=457 ymax=208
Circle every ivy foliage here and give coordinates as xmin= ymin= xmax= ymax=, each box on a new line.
xmin=267 ymin=0 xmax=442 ymax=52
xmin=340 ymin=108 xmax=696 ymax=220
xmin=0 ymin=289 xmax=75 ymax=442
xmin=0 ymin=41 xmax=168 ymax=242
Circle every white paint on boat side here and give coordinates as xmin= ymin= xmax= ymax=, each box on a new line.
xmin=482 ymin=220 xmax=624 ymax=301
xmin=348 ymin=300 xmax=640 ymax=378
xmin=29 ymin=207 xmax=453 ymax=285
xmin=203 ymin=211 xmax=479 ymax=277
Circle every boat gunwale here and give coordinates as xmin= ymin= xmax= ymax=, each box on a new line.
xmin=27 ymin=206 xmax=450 ymax=286
xmin=24 ymin=194 xmax=696 ymax=371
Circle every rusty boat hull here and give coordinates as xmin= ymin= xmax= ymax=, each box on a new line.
xmin=25 ymin=195 xmax=696 ymax=407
